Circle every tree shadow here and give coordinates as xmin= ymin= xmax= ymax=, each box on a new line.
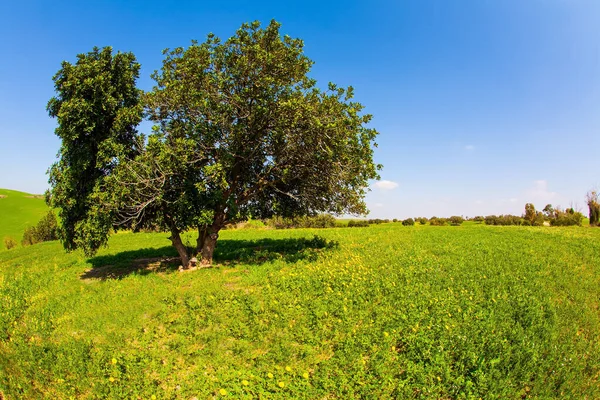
xmin=82 ymin=235 xmax=337 ymax=281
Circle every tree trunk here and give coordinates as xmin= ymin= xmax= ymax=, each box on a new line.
xmin=170 ymin=230 xmax=190 ymax=268
xmin=197 ymin=212 xmax=226 ymax=266
xmin=200 ymin=232 xmax=219 ymax=266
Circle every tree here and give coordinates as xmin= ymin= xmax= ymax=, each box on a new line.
xmin=587 ymin=190 xmax=600 ymax=226
xmin=542 ymin=204 xmax=554 ymax=219
xmin=47 ymin=46 xmax=143 ymax=254
xmin=102 ymin=21 xmax=380 ymax=267
xmin=524 ymin=203 xmax=537 ymax=225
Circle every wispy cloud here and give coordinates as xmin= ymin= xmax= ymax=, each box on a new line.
xmin=372 ymin=180 xmax=399 ymax=190
xmin=527 ymin=180 xmax=557 ymax=203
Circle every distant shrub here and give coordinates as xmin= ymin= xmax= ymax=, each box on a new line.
xmin=4 ymin=236 xmax=17 ymax=250
xmin=472 ymin=216 xmax=484 ymax=223
xmin=550 ymin=210 xmax=584 ymax=226
xmin=265 ymin=214 xmax=336 ymax=229
xmin=392 ymin=218 xmax=398 ymax=223
xmin=449 ymin=216 xmax=464 ymax=226
xmin=402 ymin=218 xmax=415 ymax=226
xmin=416 ymin=217 xmax=427 ymax=225
xmin=347 ymin=220 xmax=369 ymax=228
xmin=368 ymin=219 xmax=385 ymax=225
xmin=429 ymin=217 xmax=447 ymax=226
xmin=484 ymin=215 xmax=523 ymax=226
xmin=21 ymin=210 xmax=59 ymax=246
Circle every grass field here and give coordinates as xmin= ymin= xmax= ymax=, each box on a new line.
xmin=0 ymin=188 xmax=48 ymax=249
xmin=1 ymin=223 xmax=599 ymax=399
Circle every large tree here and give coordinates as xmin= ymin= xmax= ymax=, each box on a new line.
xmin=47 ymin=46 xmax=143 ymax=253
xmin=49 ymin=21 xmax=380 ymax=267
xmin=112 ymin=20 xmax=380 ymax=267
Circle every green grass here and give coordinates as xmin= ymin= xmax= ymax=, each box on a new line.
xmin=0 ymin=188 xmax=49 ymax=249
xmin=1 ymin=224 xmax=599 ymax=399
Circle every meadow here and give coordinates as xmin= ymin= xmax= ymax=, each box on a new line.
xmin=0 ymin=189 xmax=48 ymax=250
xmin=1 ymin=223 xmax=599 ymax=399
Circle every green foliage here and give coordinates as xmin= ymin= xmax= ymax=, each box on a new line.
xmin=550 ymin=210 xmax=584 ymax=227
xmin=266 ymin=214 xmax=336 ymax=229
xmin=1 ymin=224 xmax=599 ymax=398
xmin=484 ymin=215 xmax=524 ymax=226
xmin=0 ymin=189 xmax=49 ymax=250
xmin=448 ymin=216 xmax=464 ymax=226
xmin=416 ymin=217 xmax=428 ymax=225
xmin=587 ymin=191 xmax=600 ymax=227
xmin=347 ymin=220 xmax=369 ymax=227
xmin=401 ymin=218 xmax=415 ymax=226
xmin=83 ymin=20 xmax=381 ymax=266
xmin=3 ymin=237 xmax=16 ymax=250
xmin=429 ymin=217 xmax=447 ymax=226
xmin=21 ymin=211 xmax=59 ymax=246
xmin=46 ymin=46 xmax=143 ymax=255
xmin=472 ymin=216 xmax=484 ymax=223
xmin=522 ymin=204 xmax=545 ymax=226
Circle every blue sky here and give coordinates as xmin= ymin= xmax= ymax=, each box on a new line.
xmin=1 ymin=0 xmax=598 ymax=218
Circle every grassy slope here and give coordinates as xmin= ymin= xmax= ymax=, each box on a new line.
xmin=0 ymin=188 xmax=48 ymax=249
xmin=1 ymin=224 xmax=599 ymax=399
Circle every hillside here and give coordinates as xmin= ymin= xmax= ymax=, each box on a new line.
xmin=1 ymin=224 xmax=599 ymax=398
xmin=0 ymin=188 xmax=49 ymax=250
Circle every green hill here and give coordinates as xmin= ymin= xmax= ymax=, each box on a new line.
xmin=0 ymin=188 xmax=49 ymax=249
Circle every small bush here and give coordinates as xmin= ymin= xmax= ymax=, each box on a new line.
xmin=402 ymin=218 xmax=415 ymax=226
xmin=21 ymin=210 xmax=59 ymax=246
xmin=416 ymin=217 xmax=427 ymax=225
xmin=484 ymin=215 xmax=523 ymax=226
xmin=449 ymin=216 xmax=464 ymax=226
xmin=472 ymin=216 xmax=484 ymax=223
xmin=348 ymin=220 xmax=369 ymax=228
xmin=551 ymin=211 xmax=584 ymax=226
xmin=392 ymin=218 xmax=398 ymax=223
xmin=3 ymin=236 xmax=17 ymax=250
xmin=429 ymin=217 xmax=447 ymax=226
xmin=265 ymin=214 xmax=336 ymax=229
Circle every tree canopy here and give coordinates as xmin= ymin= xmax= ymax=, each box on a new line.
xmin=47 ymin=46 xmax=143 ymax=253
xmin=48 ymin=21 xmax=380 ymax=267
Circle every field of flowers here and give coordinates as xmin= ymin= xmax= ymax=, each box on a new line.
xmin=1 ymin=223 xmax=599 ymax=398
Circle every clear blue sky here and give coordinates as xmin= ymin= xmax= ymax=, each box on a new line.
xmin=1 ymin=0 xmax=598 ymax=218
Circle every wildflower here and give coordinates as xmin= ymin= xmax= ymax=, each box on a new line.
xmin=108 ymin=377 xmax=115 ymax=382
xmin=384 ymin=331 xmax=389 ymax=337
xmin=278 ymin=381 xmax=285 ymax=388
xmin=302 ymin=372 xmax=309 ymax=379
xmin=242 ymin=380 xmax=249 ymax=386
xmin=285 ymin=366 xmax=292 ymax=372
xmin=267 ymin=373 xmax=274 ymax=379
xmin=111 ymin=358 xmax=117 ymax=365
xmin=151 ymin=396 xmax=156 ymax=400
xmin=219 ymin=388 xmax=227 ymax=395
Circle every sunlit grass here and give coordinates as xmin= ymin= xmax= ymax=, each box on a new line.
xmin=1 ymin=224 xmax=599 ymax=398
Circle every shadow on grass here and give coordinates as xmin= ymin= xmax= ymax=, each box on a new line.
xmin=82 ymin=235 xmax=337 ymax=280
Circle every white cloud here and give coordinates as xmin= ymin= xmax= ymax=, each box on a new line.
xmin=374 ymin=203 xmax=384 ymax=208
xmin=372 ymin=180 xmax=399 ymax=190
xmin=465 ymin=145 xmax=475 ymax=150
xmin=527 ymin=180 xmax=557 ymax=204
